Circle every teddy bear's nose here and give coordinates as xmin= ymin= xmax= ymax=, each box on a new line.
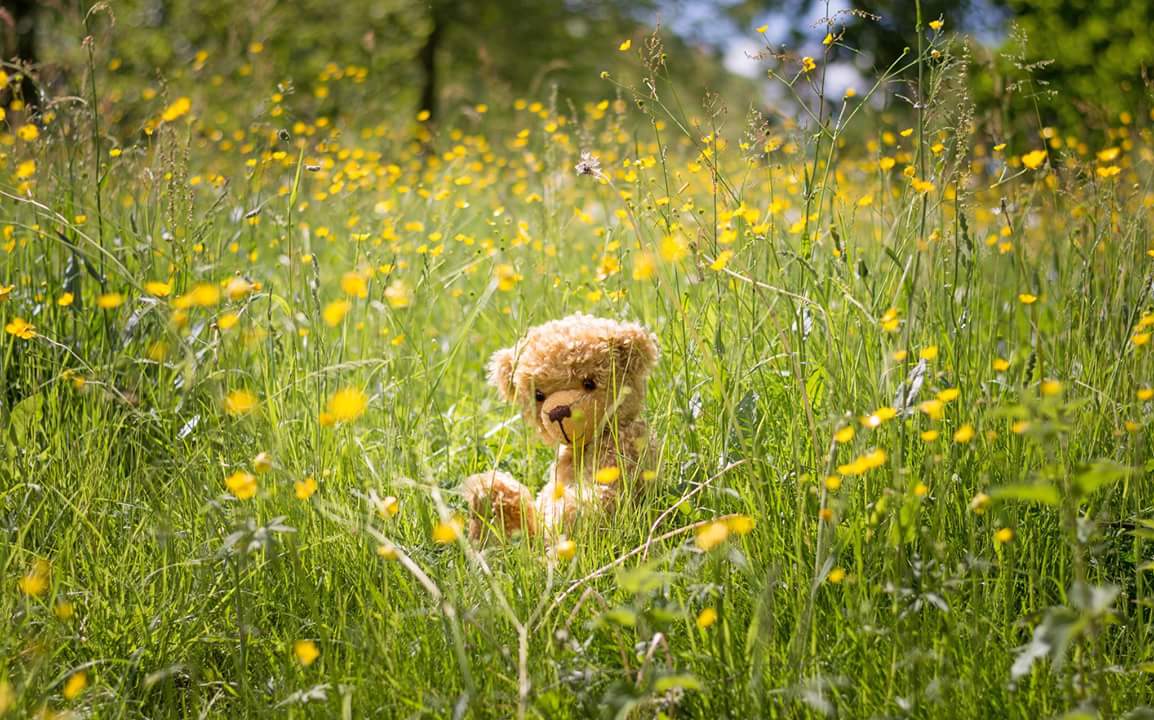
xmin=546 ymin=404 xmax=572 ymax=423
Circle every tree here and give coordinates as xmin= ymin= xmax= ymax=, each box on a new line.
xmin=0 ymin=0 xmax=40 ymax=108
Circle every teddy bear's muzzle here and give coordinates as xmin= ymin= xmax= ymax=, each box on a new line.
xmin=540 ymin=389 xmax=597 ymax=446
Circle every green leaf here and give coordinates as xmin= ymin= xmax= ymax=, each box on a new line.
xmin=617 ymin=563 xmax=665 ymax=595
xmin=992 ymin=483 xmax=1061 ymax=506
xmin=601 ymin=608 xmax=637 ymax=627
xmin=7 ymin=392 xmax=45 ymax=446
xmin=1073 ymin=460 xmax=1131 ymax=497
xmin=653 ymin=673 xmax=703 ymax=693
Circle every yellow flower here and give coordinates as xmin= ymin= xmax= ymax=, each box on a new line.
xmin=225 ymin=471 xmax=257 ymax=500
xmin=913 ymin=482 xmax=928 ymax=497
xmin=879 ymin=157 xmax=896 ymax=171
xmin=325 ymin=387 xmax=368 ymax=423
xmin=632 ymin=252 xmax=656 ymax=280
xmin=970 ymin=492 xmax=991 ymax=514
xmin=217 ymin=312 xmax=239 ymax=330
xmin=15 ymin=159 xmax=36 ymax=179
xmin=187 ymin=283 xmax=221 ymax=307
xmin=756 ymin=24 xmax=768 ymax=33
xmin=695 ymin=520 xmax=729 ymax=551
xmin=618 ymin=39 xmax=631 ymax=52
xmin=376 ymin=495 xmax=400 ymax=518
xmin=696 ymin=607 xmax=718 ymax=629
xmin=322 ymin=299 xmax=351 ymax=327
xmin=911 ymin=178 xmax=935 ymax=194
xmin=659 ymin=234 xmax=688 ymax=263
xmin=1040 ymin=379 xmax=1063 ymax=396
xmin=17 ymin=123 xmax=39 ymax=141
xmin=555 ymin=539 xmax=577 ymax=560
xmin=63 ymin=671 xmax=87 ymax=700
xmin=54 ymin=601 xmax=75 ymax=619
xmin=1133 ymin=332 xmax=1151 ymax=347
xmin=1021 ymin=150 xmax=1047 ymax=170
xmin=0 ymin=284 xmax=12 ymax=302
xmin=225 ymin=277 xmax=255 ymax=300
xmin=1018 ymin=293 xmax=1038 ymax=305
xmin=918 ymin=399 xmax=944 ymax=420
xmin=837 ymin=448 xmax=887 ymax=476
xmin=827 ymin=567 xmax=847 ymax=583
xmin=0 ymin=679 xmax=11 ymax=714
xmin=1096 ymin=165 xmax=1120 ymax=179
xmin=834 ymin=425 xmax=855 ymax=443
xmin=433 ymin=517 xmax=463 ymax=544
xmin=824 ymin=475 xmax=842 ymax=491
xmin=252 ymin=452 xmax=273 ymax=474
xmin=879 ymin=307 xmax=900 ymax=331
xmin=384 ymin=280 xmax=411 ymax=308
xmin=495 ymin=264 xmax=520 ymax=292
xmin=726 ymin=515 xmax=756 ymax=535
xmin=145 ymin=281 xmax=172 ymax=297
xmin=5 ymin=317 xmax=37 ymax=339
xmin=937 ymin=388 xmax=960 ymax=402
xmin=295 ymin=476 xmax=318 ymax=500
xmin=709 ymin=250 xmax=733 ymax=271
xmin=341 ymin=271 xmax=369 ymax=298
xmin=595 ymin=466 xmax=621 ymax=485
xmin=920 ymin=430 xmax=940 ymax=442
xmin=822 ymin=32 xmax=834 ymax=46
xmin=1138 ymin=388 xmax=1154 ymax=401
xmin=953 ymin=424 xmax=975 ymax=443
xmin=97 ymin=292 xmax=124 ymax=309
xmin=161 ymin=96 xmax=192 ymax=123
xmin=1011 ymin=420 xmax=1031 ymax=434
xmin=294 ymin=640 xmax=320 ymax=666
xmin=993 ymin=357 xmax=1011 ymax=372
xmin=18 ymin=559 xmax=51 ymax=596
xmin=224 ymin=390 xmax=258 ymax=416
xmin=994 ymin=527 xmax=1014 ymax=544
xmin=801 ymin=56 xmax=816 ymax=72
xmin=861 ymin=406 xmax=897 ymax=428
xmin=377 ymin=544 xmax=399 ymax=561
xmin=928 ymin=19 xmax=944 ymax=30
xmin=919 ymin=345 xmax=939 ymax=361
xmin=54 ymin=292 xmax=73 ymax=307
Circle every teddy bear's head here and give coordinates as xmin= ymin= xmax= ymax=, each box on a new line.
xmin=487 ymin=314 xmax=659 ymax=447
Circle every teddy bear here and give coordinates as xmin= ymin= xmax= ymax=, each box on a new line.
xmin=463 ymin=313 xmax=660 ymax=539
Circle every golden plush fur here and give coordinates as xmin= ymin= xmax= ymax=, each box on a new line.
xmin=463 ymin=313 xmax=659 ymax=539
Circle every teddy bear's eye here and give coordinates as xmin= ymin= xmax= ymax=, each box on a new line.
xmin=583 ymin=378 xmax=597 ymax=391
xmin=534 ymin=389 xmax=545 ymax=403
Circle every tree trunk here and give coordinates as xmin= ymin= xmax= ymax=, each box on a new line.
xmin=1 ymin=0 xmax=38 ymax=108
xmin=2 ymin=0 xmax=38 ymax=109
xmin=417 ymin=3 xmax=442 ymax=123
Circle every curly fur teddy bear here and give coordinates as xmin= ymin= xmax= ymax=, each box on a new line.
xmin=463 ymin=313 xmax=659 ymax=539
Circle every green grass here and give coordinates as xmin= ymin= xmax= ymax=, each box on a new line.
xmin=3 ymin=18 xmax=1154 ymax=720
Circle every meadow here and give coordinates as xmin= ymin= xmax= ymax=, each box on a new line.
xmin=2 ymin=13 xmax=1154 ymax=720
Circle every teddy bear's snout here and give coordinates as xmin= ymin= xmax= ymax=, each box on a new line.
xmin=546 ymin=404 xmax=572 ymax=423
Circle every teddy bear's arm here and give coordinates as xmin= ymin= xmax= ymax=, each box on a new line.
xmin=463 ymin=470 xmax=537 ymax=538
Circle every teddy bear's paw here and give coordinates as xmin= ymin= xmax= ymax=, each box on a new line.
xmin=462 ymin=471 xmax=537 ymax=538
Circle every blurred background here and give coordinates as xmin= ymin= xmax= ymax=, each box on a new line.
xmin=2 ymin=0 xmax=1151 ymax=135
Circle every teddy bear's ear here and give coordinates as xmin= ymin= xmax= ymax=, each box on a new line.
xmin=612 ymin=323 xmax=660 ymax=377
xmin=487 ymin=347 xmax=517 ymax=401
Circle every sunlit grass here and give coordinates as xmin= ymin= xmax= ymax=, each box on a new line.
xmin=2 ymin=13 xmax=1154 ymax=719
